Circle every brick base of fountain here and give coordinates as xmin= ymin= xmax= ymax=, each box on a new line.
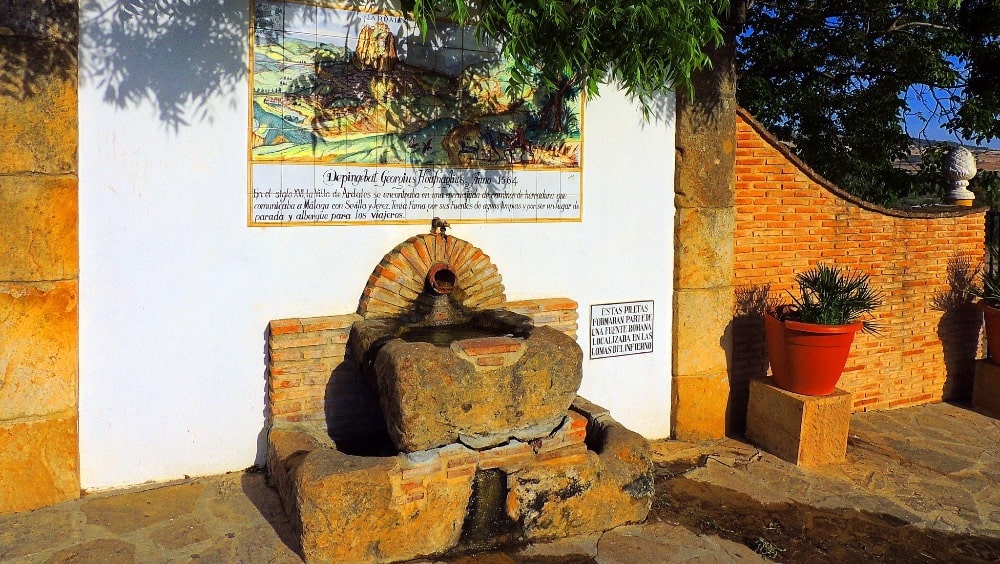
xmin=264 ymin=230 xmax=653 ymax=562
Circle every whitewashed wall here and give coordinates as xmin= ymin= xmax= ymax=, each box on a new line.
xmin=78 ymin=1 xmax=675 ymax=490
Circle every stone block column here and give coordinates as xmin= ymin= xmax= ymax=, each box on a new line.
xmin=0 ymin=1 xmax=80 ymax=513
xmin=671 ymin=28 xmax=737 ymax=440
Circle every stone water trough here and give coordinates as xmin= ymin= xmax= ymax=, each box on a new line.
xmin=266 ymin=226 xmax=653 ymax=562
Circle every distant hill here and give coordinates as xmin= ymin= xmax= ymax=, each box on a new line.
xmin=896 ymin=139 xmax=1000 ymax=172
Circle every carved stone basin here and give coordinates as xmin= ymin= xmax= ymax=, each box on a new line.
xmin=351 ymin=308 xmax=583 ymax=451
xmin=265 ymin=229 xmax=652 ymax=563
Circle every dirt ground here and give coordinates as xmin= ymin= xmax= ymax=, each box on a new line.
xmin=650 ymin=458 xmax=1000 ymax=563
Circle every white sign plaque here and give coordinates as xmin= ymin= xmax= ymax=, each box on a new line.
xmin=589 ymin=300 xmax=654 ymax=359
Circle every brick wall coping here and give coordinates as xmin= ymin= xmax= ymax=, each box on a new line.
xmin=737 ymin=107 xmax=987 ymax=220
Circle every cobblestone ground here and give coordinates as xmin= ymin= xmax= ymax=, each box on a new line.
xmin=1 ymin=402 xmax=998 ymax=563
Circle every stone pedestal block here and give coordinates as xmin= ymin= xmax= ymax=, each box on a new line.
xmin=973 ymin=360 xmax=1000 ymax=419
xmin=745 ymin=378 xmax=851 ymax=466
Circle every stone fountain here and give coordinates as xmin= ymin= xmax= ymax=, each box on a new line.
xmin=266 ymin=222 xmax=653 ymax=562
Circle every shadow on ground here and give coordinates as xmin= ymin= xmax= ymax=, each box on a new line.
xmin=241 ymin=469 xmax=303 ymax=558
xmin=651 ymin=464 xmax=1000 ymax=563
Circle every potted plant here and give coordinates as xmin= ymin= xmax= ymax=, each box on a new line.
xmin=765 ymin=263 xmax=884 ymax=396
xmin=973 ymin=248 xmax=1000 ymax=363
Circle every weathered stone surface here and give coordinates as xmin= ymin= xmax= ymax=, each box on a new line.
xmin=0 ymin=503 xmax=78 ymax=560
xmin=45 ymin=539 xmax=136 ymax=563
xmin=0 ymin=413 xmax=78 ymax=514
xmin=148 ymin=515 xmax=211 ymax=549
xmin=268 ymin=398 xmax=652 ymax=561
xmin=372 ymin=326 xmax=582 ymax=452
xmin=0 ymin=36 xmax=77 ymax=174
xmin=269 ymin=422 xmax=474 ymax=562
xmin=672 ymin=10 xmax=737 ymax=442
xmin=746 ymin=378 xmax=851 ymax=466
xmin=671 ymin=373 xmax=729 ymax=441
xmin=82 ymin=481 xmax=205 ymax=534
xmin=0 ymin=0 xmax=77 ymax=41
xmin=296 ymin=445 xmax=473 ymax=562
xmin=673 ymin=13 xmax=737 ymax=211
xmin=674 ymin=207 xmax=735 ymax=290
xmin=672 ymin=283 xmax=733 ymax=442
xmin=0 ymin=281 xmax=77 ymax=421
xmin=973 ymin=360 xmax=1000 ymax=419
xmin=598 ymin=522 xmax=767 ymax=563
xmin=506 ymin=415 xmax=653 ymax=540
xmin=0 ymin=176 xmax=78 ymax=280
xmin=672 ymin=288 xmax=732 ymax=377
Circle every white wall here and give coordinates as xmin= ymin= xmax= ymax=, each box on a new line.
xmin=79 ymin=1 xmax=675 ymax=490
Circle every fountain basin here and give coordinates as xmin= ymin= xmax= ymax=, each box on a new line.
xmin=351 ymin=312 xmax=583 ymax=452
xmin=264 ymin=230 xmax=652 ymax=562
xmin=266 ymin=398 xmax=653 ymax=563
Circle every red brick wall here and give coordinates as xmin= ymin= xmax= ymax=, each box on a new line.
xmin=733 ymin=110 xmax=986 ymax=413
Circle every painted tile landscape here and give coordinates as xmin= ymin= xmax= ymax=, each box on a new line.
xmin=251 ymin=1 xmax=582 ymax=169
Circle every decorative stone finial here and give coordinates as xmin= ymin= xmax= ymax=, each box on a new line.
xmin=945 ymin=146 xmax=977 ymax=206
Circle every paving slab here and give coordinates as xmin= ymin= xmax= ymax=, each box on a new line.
xmin=0 ymin=402 xmax=998 ymax=562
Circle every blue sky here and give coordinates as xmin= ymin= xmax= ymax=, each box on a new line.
xmin=904 ymin=117 xmax=1000 ymax=149
xmin=903 ymin=83 xmax=1000 ymax=150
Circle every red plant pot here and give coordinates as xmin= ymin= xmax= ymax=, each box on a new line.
xmin=764 ymin=313 xmax=789 ymax=383
xmin=978 ymin=300 xmax=1000 ymax=364
xmin=764 ymin=313 xmax=862 ymax=396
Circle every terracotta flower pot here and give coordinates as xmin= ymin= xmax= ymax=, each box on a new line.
xmin=978 ymin=300 xmax=1000 ymax=363
xmin=764 ymin=312 xmax=789 ymax=383
xmin=764 ymin=313 xmax=863 ymax=396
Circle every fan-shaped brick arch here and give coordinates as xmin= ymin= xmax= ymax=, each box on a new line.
xmin=357 ymin=234 xmax=506 ymax=318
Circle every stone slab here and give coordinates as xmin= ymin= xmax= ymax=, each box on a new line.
xmin=0 ymin=413 xmax=79 ymax=513
xmin=0 ymin=281 xmax=78 ymax=421
xmin=672 ymin=288 xmax=733 ymax=377
xmin=674 ymin=207 xmax=735 ymax=290
xmin=973 ymin=360 xmax=1000 ymax=419
xmin=745 ymin=378 xmax=851 ymax=466
xmin=0 ymin=175 xmax=78 ymax=280
xmin=0 ymin=35 xmax=77 ymax=175
xmin=672 ymin=373 xmax=729 ymax=441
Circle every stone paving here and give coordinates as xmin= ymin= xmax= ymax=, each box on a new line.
xmin=1 ymin=402 xmax=998 ymax=563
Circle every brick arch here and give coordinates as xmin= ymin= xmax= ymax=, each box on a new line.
xmin=357 ymin=233 xmax=506 ymax=318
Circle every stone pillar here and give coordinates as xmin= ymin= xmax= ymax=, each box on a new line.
xmin=671 ymin=8 xmax=740 ymax=440
xmin=0 ymin=1 xmax=80 ymax=513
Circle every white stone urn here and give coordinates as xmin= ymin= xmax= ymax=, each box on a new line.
xmin=945 ymin=146 xmax=977 ymax=206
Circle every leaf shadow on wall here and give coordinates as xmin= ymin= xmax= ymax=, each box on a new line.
xmin=0 ymin=1 xmax=78 ymax=101
xmin=726 ymin=284 xmax=778 ymax=436
xmin=931 ymin=255 xmax=984 ymax=402
xmin=80 ymin=0 xmax=249 ymax=130
xmin=79 ymin=0 xmax=406 ymax=131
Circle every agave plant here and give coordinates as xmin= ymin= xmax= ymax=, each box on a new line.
xmin=782 ymin=263 xmax=884 ymax=334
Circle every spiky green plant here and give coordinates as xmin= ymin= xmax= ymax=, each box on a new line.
xmin=786 ymin=263 xmax=884 ymax=334
xmin=973 ymin=246 xmax=1000 ymax=308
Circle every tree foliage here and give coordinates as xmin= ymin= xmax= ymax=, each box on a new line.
xmin=737 ymin=0 xmax=1000 ymax=206
xmin=404 ymin=0 xmax=730 ymax=112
